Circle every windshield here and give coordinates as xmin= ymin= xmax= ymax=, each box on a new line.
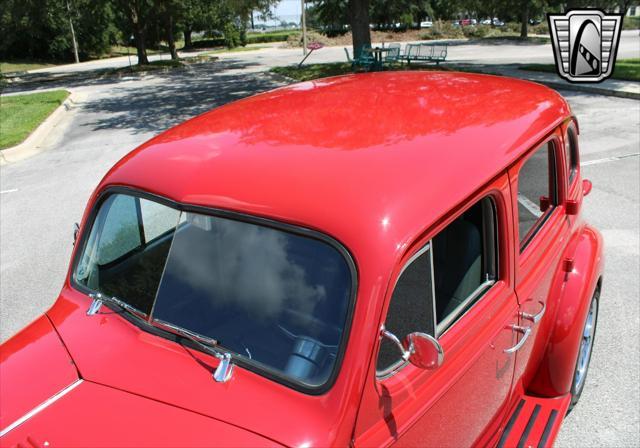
xmin=74 ymin=192 xmax=354 ymax=389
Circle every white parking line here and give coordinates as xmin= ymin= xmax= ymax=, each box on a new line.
xmin=581 ymin=152 xmax=640 ymax=166
xmin=0 ymin=189 xmax=18 ymax=194
xmin=518 ymin=194 xmax=543 ymax=218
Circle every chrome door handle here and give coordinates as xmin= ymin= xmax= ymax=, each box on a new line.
xmin=520 ymin=301 xmax=546 ymax=324
xmin=504 ymin=325 xmax=532 ymax=354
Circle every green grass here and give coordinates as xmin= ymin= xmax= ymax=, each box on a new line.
xmin=109 ymin=59 xmax=185 ymax=74
xmin=203 ymin=45 xmax=269 ymax=55
xmin=108 ymin=45 xmax=164 ymax=57
xmin=1 ymin=61 xmax=57 ymax=74
xmin=247 ymin=30 xmax=295 ymax=38
xmin=270 ymin=61 xmax=487 ymax=82
xmin=0 ymin=90 xmax=69 ymax=149
xmin=520 ymin=58 xmax=640 ymax=82
xmin=271 ymin=62 xmax=355 ymax=81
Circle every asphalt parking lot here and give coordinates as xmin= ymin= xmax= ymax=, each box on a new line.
xmin=0 ymin=65 xmax=638 ymax=445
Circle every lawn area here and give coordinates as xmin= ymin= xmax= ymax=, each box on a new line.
xmin=520 ymin=58 xmax=640 ymax=82
xmin=203 ymin=45 xmax=269 ymax=55
xmin=270 ymin=62 xmax=485 ymax=82
xmin=1 ymin=61 xmax=57 ymax=74
xmin=0 ymin=90 xmax=69 ymax=150
xmin=109 ymin=59 xmax=185 ymax=74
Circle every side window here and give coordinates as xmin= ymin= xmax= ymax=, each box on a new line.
xmin=564 ymin=125 xmax=579 ymax=185
xmin=376 ymin=198 xmax=498 ymax=376
xmin=75 ymin=193 xmax=180 ymax=314
xmin=517 ymin=142 xmax=558 ymax=248
xmin=376 ymin=246 xmax=434 ymax=375
xmin=433 ymin=198 xmax=496 ymax=332
xmin=95 ymin=194 xmax=142 ymax=264
xmin=140 ymin=198 xmax=180 ymax=242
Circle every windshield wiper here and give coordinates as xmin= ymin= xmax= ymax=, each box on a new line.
xmin=86 ymin=292 xmax=145 ymax=321
xmin=86 ymin=292 xmax=234 ymax=382
xmin=154 ymin=320 xmax=234 ymax=383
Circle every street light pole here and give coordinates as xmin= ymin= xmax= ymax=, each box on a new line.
xmin=301 ymin=0 xmax=308 ymax=55
xmin=66 ymin=0 xmax=80 ymax=63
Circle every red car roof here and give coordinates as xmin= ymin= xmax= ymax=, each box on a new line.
xmin=100 ymin=71 xmax=571 ymax=259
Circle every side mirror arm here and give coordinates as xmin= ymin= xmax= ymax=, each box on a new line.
xmin=380 ymin=325 xmax=410 ymax=361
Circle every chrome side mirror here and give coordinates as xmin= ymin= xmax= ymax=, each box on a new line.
xmin=380 ymin=326 xmax=444 ymax=370
xmin=73 ymin=222 xmax=80 ymax=245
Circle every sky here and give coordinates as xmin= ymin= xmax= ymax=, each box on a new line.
xmin=254 ymin=0 xmax=303 ymax=26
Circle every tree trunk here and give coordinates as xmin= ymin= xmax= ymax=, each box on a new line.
xmin=349 ymin=0 xmax=371 ymax=58
xmin=130 ymin=7 xmax=149 ymax=65
xmin=168 ymin=13 xmax=178 ymax=60
xmin=520 ymin=2 xmax=529 ymax=39
xmin=184 ymin=27 xmax=193 ymax=48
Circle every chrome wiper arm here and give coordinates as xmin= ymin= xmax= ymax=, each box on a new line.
xmin=86 ymin=293 xmax=234 ymax=382
xmin=153 ymin=320 xmax=234 ymax=383
xmin=86 ymin=292 xmax=145 ymax=321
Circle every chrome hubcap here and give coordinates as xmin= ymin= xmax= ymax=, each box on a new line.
xmin=574 ymin=298 xmax=598 ymax=391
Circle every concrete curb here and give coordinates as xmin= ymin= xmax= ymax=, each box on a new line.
xmin=534 ymin=80 xmax=640 ymax=100
xmin=0 ymin=91 xmax=82 ymax=165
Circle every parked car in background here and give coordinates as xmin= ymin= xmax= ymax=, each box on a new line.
xmin=481 ymin=18 xmax=505 ymax=26
xmin=0 ymin=72 xmax=603 ymax=447
xmin=420 ymin=20 xmax=433 ymax=28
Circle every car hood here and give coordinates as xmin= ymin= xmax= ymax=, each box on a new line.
xmin=0 ymin=316 xmax=79 ymax=435
xmin=1 ymin=379 xmax=279 ymax=447
xmin=0 ymin=316 xmax=279 ymax=446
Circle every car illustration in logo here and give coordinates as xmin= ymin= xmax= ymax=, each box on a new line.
xmin=548 ymin=9 xmax=623 ymax=83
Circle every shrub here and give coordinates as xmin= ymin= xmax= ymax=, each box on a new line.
xmin=188 ymin=38 xmax=226 ymax=49
xmin=623 ymin=16 xmax=639 ymax=30
xmin=423 ymin=20 xmax=464 ymax=40
xmin=285 ymin=31 xmax=330 ymax=47
xmin=224 ymin=23 xmax=240 ymax=48
xmin=246 ymin=33 xmax=291 ymax=44
xmin=531 ymin=22 xmax=549 ymax=35
xmin=463 ymin=24 xmax=491 ymax=38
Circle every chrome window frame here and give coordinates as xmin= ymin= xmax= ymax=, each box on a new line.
xmin=376 ymin=196 xmax=500 ymax=379
xmin=375 ymin=242 xmax=435 ymax=379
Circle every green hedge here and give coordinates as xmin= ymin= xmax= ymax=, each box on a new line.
xmin=246 ymin=33 xmax=291 ymax=44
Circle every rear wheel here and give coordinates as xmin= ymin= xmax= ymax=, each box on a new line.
xmin=568 ymin=287 xmax=599 ymax=412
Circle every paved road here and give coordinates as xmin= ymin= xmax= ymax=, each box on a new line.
xmin=1 ymin=46 xmax=639 ymax=446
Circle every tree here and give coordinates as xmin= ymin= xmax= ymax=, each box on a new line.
xmin=349 ymin=0 xmax=371 ymax=57
xmin=0 ymin=0 xmax=115 ymax=61
xmin=113 ymin=0 xmax=154 ymax=64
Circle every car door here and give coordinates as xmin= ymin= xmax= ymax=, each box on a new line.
xmin=508 ymin=131 xmax=573 ymax=387
xmin=353 ymin=178 xmax=520 ymax=447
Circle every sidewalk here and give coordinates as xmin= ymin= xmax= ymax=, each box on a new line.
xmin=488 ymin=65 xmax=640 ymax=100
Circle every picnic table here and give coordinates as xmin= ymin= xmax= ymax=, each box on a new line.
xmin=364 ymin=47 xmax=393 ymax=67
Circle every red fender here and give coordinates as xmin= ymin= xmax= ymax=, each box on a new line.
xmin=528 ymin=224 xmax=604 ymax=397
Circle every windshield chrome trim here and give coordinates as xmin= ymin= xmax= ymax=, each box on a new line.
xmin=0 ymin=379 xmax=83 ymax=437
xmin=70 ymin=185 xmax=358 ymax=396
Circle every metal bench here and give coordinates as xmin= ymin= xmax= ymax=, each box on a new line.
xmin=405 ymin=43 xmax=448 ymax=65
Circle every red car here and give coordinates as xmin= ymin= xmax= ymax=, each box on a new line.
xmin=0 ymin=72 xmax=603 ymax=447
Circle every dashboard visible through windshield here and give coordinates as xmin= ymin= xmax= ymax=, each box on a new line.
xmin=73 ymin=191 xmax=355 ymax=390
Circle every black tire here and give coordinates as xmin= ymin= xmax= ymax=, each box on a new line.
xmin=567 ymin=286 xmax=600 ymax=413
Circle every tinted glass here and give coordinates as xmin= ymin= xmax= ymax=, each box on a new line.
xmin=75 ymin=195 xmax=353 ymax=388
xmin=75 ymin=194 xmax=179 ymax=314
xmin=564 ymin=127 xmax=578 ymax=184
xmin=377 ymin=247 xmax=434 ymax=375
xmin=433 ymin=200 xmax=485 ymax=327
xmin=151 ymin=212 xmax=352 ymax=387
xmin=518 ymin=143 xmax=556 ymax=246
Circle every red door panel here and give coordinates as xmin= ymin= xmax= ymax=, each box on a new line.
xmin=354 ymin=176 xmax=519 ymax=447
